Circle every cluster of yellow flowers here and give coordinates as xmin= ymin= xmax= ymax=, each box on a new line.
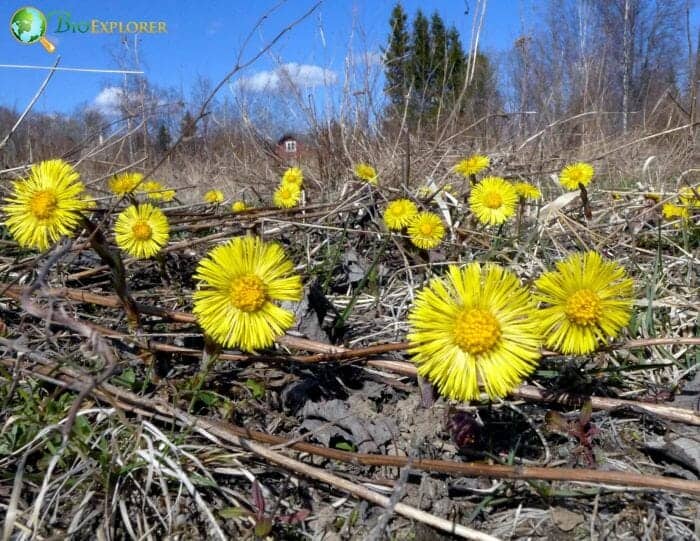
xmin=662 ymin=185 xmax=699 ymax=226
xmin=382 ymin=199 xmax=446 ymax=249
xmin=379 ymin=156 xmax=545 ymax=250
xmin=203 ymin=190 xmax=251 ymax=213
xmin=190 ymin=236 xmax=634 ymax=403
xmin=0 ymin=158 xmax=644 ymax=406
xmin=109 ymin=171 xmax=176 ymax=202
xmin=409 ymin=252 xmax=634 ymax=400
xmin=273 ymin=167 xmax=303 ymax=209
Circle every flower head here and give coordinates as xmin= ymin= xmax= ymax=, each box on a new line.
xmin=407 ymin=211 xmax=445 ymax=249
xmin=678 ymin=186 xmax=700 ymax=208
xmin=408 ymin=263 xmax=542 ymax=401
xmin=560 ymin=162 xmax=594 ymax=190
xmin=273 ymin=183 xmax=301 ymax=209
xmin=204 ymin=190 xmax=224 ymax=204
xmin=469 ymin=176 xmax=518 ymax=225
xmin=443 ymin=183 xmax=457 ymax=196
xmin=109 ymin=172 xmax=143 ymax=195
xmin=512 ymin=182 xmax=542 ymax=201
xmin=140 ymin=180 xmax=175 ymax=202
xmin=354 ymin=163 xmax=378 ymax=185
xmin=192 ymin=236 xmax=303 ymax=351
xmin=454 ymin=155 xmax=490 ymax=177
xmin=417 ymin=186 xmax=432 ymax=198
xmin=3 ymin=159 xmax=92 ymax=251
xmin=383 ymin=199 xmax=418 ymax=231
xmin=114 ymin=203 xmax=170 ymax=259
xmin=534 ymin=252 xmax=634 ymax=355
xmin=662 ymin=203 xmax=689 ymax=224
xmin=282 ymin=167 xmax=303 ymax=187
xmin=232 ymin=200 xmax=248 ymax=213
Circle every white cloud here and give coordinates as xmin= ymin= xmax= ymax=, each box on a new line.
xmin=93 ymin=86 xmax=124 ymax=115
xmin=236 ymin=63 xmax=337 ymax=92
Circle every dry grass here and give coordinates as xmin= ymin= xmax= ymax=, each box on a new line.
xmin=0 ymin=132 xmax=698 ymax=539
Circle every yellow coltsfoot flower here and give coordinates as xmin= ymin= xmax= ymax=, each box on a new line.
xmin=231 ymin=200 xmax=248 ymax=213
xmin=140 ymin=180 xmax=175 ymax=202
xmin=534 ymin=251 xmax=634 ymax=355
xmin=354 ymin=163 xmax=378 ymax=185
xmin=407 ymin=211 xmax=445 ymax=249
xmin=512 ymin=182 xmax=542 ymax=201
xmin=192 ymin=236 xmax=303 ymax=352
xmin=383 ymin=199 xmax=418 ymax=231
xmin=273 ymin=183 xmax=301 ymax=208
xmin=408 ymin=263 xmax=542 ymax=401
xmin=109 ymin=172 xmax=143 ymax=196
xmin=454 ymin=154 xmax=490 ymax=177
xmin=469 ymin=176 xmax=518 ymax=225
xmin=3 ymin=159 xmax=92 ymax=251
xmin=559 ymin=162 xmax=594 ymax=191
xmin=282 ymin=167 xmax=303 ymax=187
xmin=114 ymin=203 xmax=170 ymax=259
xmin=204 ymin=190 xmax=224 ymax=204
xmin=678 ymin=186 xmax=700 ymax=208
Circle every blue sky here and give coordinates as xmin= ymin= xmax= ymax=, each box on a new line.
xmin=0 ymin=1 xmax=529 ymax=114
xmin=0 ymin=1 xmax=698 ymax=116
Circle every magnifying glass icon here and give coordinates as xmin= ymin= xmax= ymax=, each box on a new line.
xmin=10 ymin=6 xmax=56 ymax=53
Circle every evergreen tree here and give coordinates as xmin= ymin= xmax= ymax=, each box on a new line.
xmin=429 ymin=12 xmax=448 ymax=114
xmin=383 ymin=3 xmax=410 ymax=110
xmin=445 ymin=27 xmax=467 ymax=110
xmin=409 ymin=10 xmax=431 ymax=117
xmin=383 ymin=5 xmax=494 ymax=127
xmin=157 ymin=123 xmax=171 ymax=153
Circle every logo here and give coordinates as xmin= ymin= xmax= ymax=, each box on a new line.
xmin=9 ymin=6 xmax=168 ymax=54
xmin=10 ymin=6 xmax=56 ymax=53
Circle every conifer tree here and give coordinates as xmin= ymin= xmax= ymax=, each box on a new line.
xmin=410 ymin=10 xmax=431 ymax=117
xmin=383 ymin=3 xmax=410 ymax=110
xmin=429 ymin=12 xmax=448 ymax=114
xmin=157 ymin=124 xmax=171 ymax=153
xmin=383 ymin=4 xmax=495 ymax=126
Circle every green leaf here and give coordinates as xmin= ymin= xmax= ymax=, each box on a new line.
xmin=112 ymin=368 xmax=136 ymax=388
xmin=245 ymin=379 xmax=266 ymax=400
xmin=254 ymin=518 xmax=273 ymax=538
xmin=196 ymin=390 xmax=221 ymax=407
xmin=218 ymin=506 xmax=246 ymax=519
xmin=334 ymin=441 xmax=357 ymax=452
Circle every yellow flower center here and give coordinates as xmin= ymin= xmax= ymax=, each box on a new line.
xmin=131 ymin=220 xmax=153 ymax=241
xmin=565 ymin=289 xmax=602 ymax=326
xmin=454 ymin=308 xmax=501 ymax=355
xmin=29 ymin=190 xmax=58 ymax=220
xmin=280 ymin=188 xmax=291 ymax=199
xmin=484 ymin=191 xmax=503 ymax=209
xmin=229 ymin=274 xmax=267 ymax=312
xmin=419 ymin=222 xmax=434 ymax=235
